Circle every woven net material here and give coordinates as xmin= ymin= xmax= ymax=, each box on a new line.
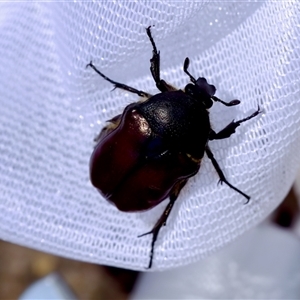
xmin=0 ymin=2 xmax=299 ymax=271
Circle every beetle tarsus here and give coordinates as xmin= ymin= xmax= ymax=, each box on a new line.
xmin=138 ymin=226 xmax=160 ymax=269
xmin=138 ymin=198 xmax=177 ymax=269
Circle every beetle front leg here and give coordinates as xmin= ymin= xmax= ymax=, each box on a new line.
xmin=146 ymin=26 xmax=177 ymax=93
xmin=205 ymin=145 xmax=250 ymax=202
xmin=138 ymin=179 xmax=187 ymax=269
xmin=209 ymin=106 xmax=261 ymax=140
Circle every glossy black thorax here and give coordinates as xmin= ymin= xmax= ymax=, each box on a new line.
xmin=137 ymin=90 xmax=210 ymax=159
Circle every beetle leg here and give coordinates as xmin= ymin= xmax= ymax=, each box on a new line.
xmin=209 ymin=106 xmax=261 ymax=140
xmin=138 ymin=199 xmax=176 ymax=269
xmin=205 ymin=145 xmax=250 ymax=202
xmin=87 ymin=61 xmax=151 ymax=98
xmin=138 ymin=179 xmax=187 ymax=269
xmin=146 ymin=26 xmax=177 ymax=93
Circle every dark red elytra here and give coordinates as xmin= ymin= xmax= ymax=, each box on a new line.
xmin=87 ymin=26 xmax=261 ymax=269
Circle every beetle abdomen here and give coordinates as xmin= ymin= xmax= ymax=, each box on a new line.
xmin=109 ymin=149 xmax=200 ymax=211
xmin=90 ymin=106 xmax=150 ymax=197
xmin=90 ymin=106 xmax=200 ymax=212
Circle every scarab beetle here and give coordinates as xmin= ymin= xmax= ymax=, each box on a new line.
xmin=87 ymin=26 xmax=261 ymax=269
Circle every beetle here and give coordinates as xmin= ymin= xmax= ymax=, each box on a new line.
xmin=87 ymin=26 xmax=261 ymax=269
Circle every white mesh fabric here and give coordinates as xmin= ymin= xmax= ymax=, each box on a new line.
xmin=0 ymin=1 xmax=299 ymax=271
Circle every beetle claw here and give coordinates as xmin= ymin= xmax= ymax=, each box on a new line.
xmin=138 ymin=226 xmax=160 ymax=269
xmin=137 ymin=231 xmax=152 ymax=238
xmin=86 ymin=61 xmax=93 ymax=69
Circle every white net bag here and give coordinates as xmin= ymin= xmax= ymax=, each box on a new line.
xmin=0 ymin=1 xmax=299 ymax=271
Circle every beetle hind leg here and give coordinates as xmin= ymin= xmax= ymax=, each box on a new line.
xmin=138 ymin=179 xmax=187 ymax=268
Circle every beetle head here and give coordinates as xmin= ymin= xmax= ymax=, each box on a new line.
xmin=183 ymin=57 xmax=216 ymax=109
xmin=184 ymin=78 xmax=216 ymax=109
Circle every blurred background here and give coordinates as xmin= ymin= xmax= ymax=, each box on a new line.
xmin=0 ymin=241 xmax=138 ymax=299
xmin=1 ymin=176 xmax=299 ymax=299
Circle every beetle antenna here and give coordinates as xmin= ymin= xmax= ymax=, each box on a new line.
xmin=211 ymin=95 xmax=241 ymax=107
xmin=183 ymin=57 xmax=196 ymax=84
